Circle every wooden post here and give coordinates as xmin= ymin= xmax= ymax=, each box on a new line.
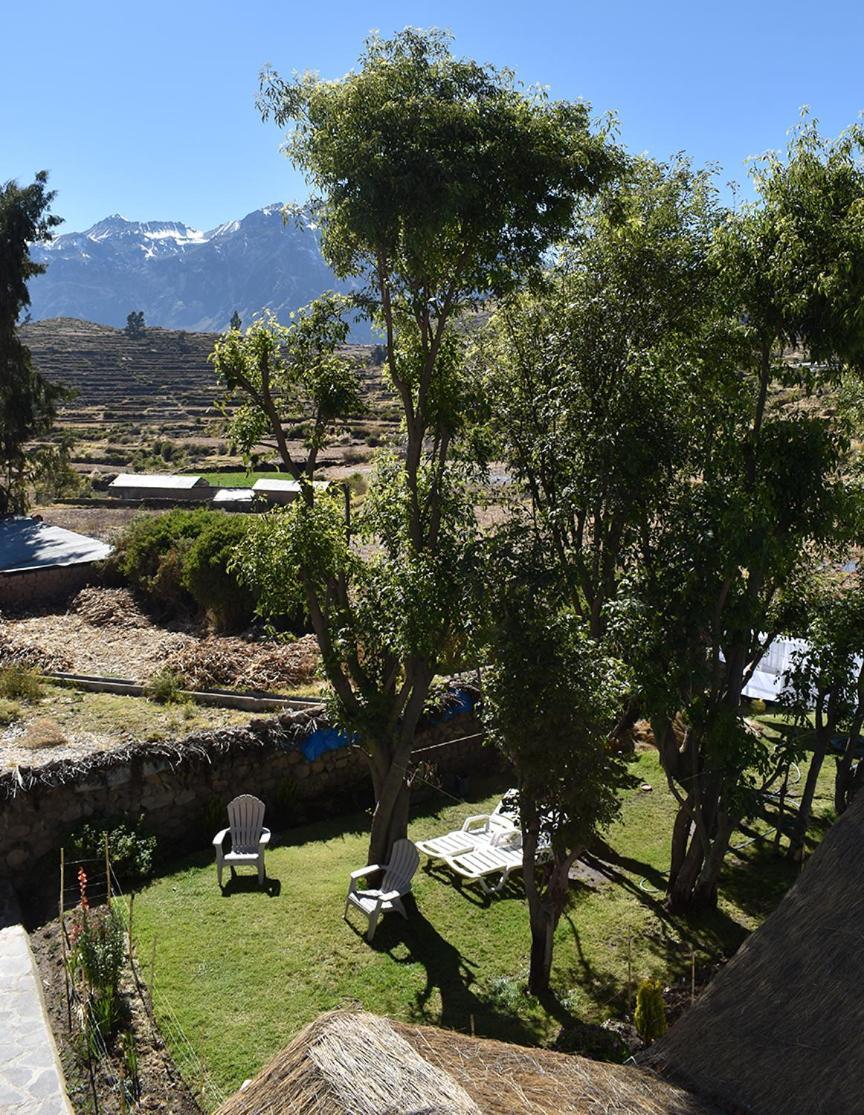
xmin=690 ymin=949 xmax=696 ymax=1005
xmin=150 ymin=936 xmax=156 ymax=1004
xmin=104 ymin=832 xmax=111 ymax=902
xmin=774 ymin=762 xmax=791 ymax=852
xmin=626 ymin=931 xmax=633 ymax=1014
xmin=60 ymin=849 xmax=72 ymax=1030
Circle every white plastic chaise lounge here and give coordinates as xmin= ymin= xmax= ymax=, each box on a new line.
xmin=213 ymin=794 xmax=271 ymax=887
xmin=442 ymin=828 xmax=526 ymax=895
xmin=344 ymin=838 xmax=420 ymax=940
xmin=415 ymin=810 xmax=516 ymax=863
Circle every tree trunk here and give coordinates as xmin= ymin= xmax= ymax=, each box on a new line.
xmin=367 ymin=749 xmax=412 ymax=866
xmin=788 ymin=741 xmax=826 ymax=861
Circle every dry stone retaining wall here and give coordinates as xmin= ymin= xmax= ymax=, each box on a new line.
xmin=0 ymin=704 xmax=491 ymax=883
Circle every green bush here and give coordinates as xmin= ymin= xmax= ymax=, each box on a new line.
xmin=112 ymin=509 xmax=255 ymax=625
xmin=67 ymin=817 xmax=158 ymax=885
xmin=143 ymin=667 xmax=186 ymax=704
xmin=634 ymin=978 xmax=667 ymax=1043
xmin=0 ymin=698 xmax=21 ymax=725
xmin=182 ymin=515 xmax=257 ymax=631
xmin=0 ymin=666 xmax=43 ymax=702
xmin=67 ymin=898 xmax=127 ymax=1048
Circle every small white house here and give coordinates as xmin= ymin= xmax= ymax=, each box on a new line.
xmin=251 ymin=478 xmax=331 ymax=505
xmin=108 ymin=473 xmax=213 ymax=501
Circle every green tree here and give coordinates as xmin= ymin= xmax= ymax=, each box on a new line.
xmin=0 ymin=172 xmax=69 ymax=515
xmin=637 ymin=118 xmax=864 ymax=911
xmin=211 ymin=300 xmax=360 ymax=480
xmin=780 ymin=570 xmax=864 ymax=848
xmin=238 ymin=28 xmax=618 ymax=864
xmin=124 ymin=311 xmax=145 ymax=339
xmin=230 ymin=309 xmax=242 ymax=331
xmin=480 ymin=534 xmax=631 ymax=994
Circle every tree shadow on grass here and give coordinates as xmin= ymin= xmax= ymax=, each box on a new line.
xmin=356 ymin=897 xmax=562 ymax=1046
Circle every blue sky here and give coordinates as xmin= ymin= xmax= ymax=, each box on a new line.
xmin=4 ymin=0 xmax=863 ymax=233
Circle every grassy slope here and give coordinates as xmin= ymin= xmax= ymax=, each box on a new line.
xmin=131 ymin=743 xmax=834 ymax=1106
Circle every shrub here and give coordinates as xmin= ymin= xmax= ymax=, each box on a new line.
xmin=113 ymin=509 xmax=257 ymax=627
xmin=182 ymin=515 xmax=257 ymax=631
xmin=0 ymin=665 xmax=43 ymax=702
xmin=634 ymin=978 xmax=667 ymax=1043
xmin=0 ymin=698 xmax=21 ymax=726
xmin=67 ymin=873 xmax=127 ymax=1047
xmin=67 ymin=817 xmax=158 ymax=885
xmin=143 ymin=667 xmax=186 ymax=704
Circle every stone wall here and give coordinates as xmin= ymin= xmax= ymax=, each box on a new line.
xmin=0 ymin=562 xmax=99 ymax=613
xmin=0 ymin=704 xmax=491 ymax=883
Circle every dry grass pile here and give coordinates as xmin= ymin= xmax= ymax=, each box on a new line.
xmin=216 ymin=1010 xmax=717 ymax=1115
xmin=68 ymin=586 xmax=149 ymax=628
xmin=167 ymin=635 xmax=320 ymax=692
xmin=0 ymin=623 xmax=71 ymax=672
xmin=20 ymin=717 xmax=67 ymax=749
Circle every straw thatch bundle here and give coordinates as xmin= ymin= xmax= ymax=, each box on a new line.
xmin=643 ymin=788 xmax=864 ymax=1115
xmin=216 ymin=1010 xmax=718 ymax=1115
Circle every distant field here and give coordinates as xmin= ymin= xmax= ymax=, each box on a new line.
xmin=196 ymin=470 xmax=279 ymax=487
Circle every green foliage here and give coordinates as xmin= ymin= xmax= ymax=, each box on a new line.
xmin=0 ymin=665 xmax=44 ymax=701
xmin=634 ymin=978 xmax=667 ymax=1043
xmin=260 ymin=27 xmax=618 ymax=293
xmin=143 ymin=667 xmax=186 ymax=705
xmin=124 ymin=310 xmax=146 ymax=339
xmin=211 ymin=301 xmax=360 ymax=474
xmin=67 ymin=897 xmax=127 ymax=1048
xmin=182 ymin=514 xmax=257 ymax=631
xmin=229 ymin=309 xmax=242 ymax=331
xmin=113 ymin=509 xmax=256 ymax=626
xmin=68 ymin=817 xmax=158 ymax=884
xmin=0 ymin=171 xmax=70 ymax=514
xmin=0 ymin=698 xmax=21 ymax=725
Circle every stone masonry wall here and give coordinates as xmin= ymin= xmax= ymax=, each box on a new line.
xmin=0 ymin=704 xmax=491 ymax=883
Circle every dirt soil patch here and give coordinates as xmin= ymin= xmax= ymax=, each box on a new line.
xmin=31 ymin=914 xmax=203 ymax=1114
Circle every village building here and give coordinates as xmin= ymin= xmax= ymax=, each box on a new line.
xmin=0 ymin=517 xmax=113 ymax=611
xmin=107 ymin=472 xmax=213 ymax=501
xmin=251 ymin=478 xmax=331 ymax=505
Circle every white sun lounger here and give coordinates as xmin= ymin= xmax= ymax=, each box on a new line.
xmin=415 ymin=799 xmax=517 ymax=863
xmin=442 ymin=829 xmax=526 ymax=894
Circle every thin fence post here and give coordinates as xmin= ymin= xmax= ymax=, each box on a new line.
xmin=626 ymin=931 xmax=633 ymax=1014
xmin=104 ymin=832 xmax=111 ymax=902
xmin=60 ymin=848 xmax=72 ymax=1030
xmin=690 ymin=949 xmax=696 ymax=1005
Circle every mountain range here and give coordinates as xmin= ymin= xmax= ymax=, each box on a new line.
xmin=27 ymin=204 xmax=364 ymax=335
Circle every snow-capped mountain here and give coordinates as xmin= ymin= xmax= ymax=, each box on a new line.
xmin=27 ymin=204 xmax=363 ymax=334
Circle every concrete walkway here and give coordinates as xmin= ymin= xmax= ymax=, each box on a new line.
xmin=0 ymin=883 xmax=72 ymax=1114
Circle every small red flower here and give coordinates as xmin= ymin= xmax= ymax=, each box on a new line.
xmin=77 ymin=867 xmax=89 ymax=910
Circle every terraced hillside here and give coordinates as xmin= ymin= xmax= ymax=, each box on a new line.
xmin=21 ymin=318 xmax=401 ymax=475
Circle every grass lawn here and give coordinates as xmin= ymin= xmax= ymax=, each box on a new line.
xmin=131 ymin=738 xmax=835 ymax=1109
xmin=195 ymin=470 xmax=278 ymax=487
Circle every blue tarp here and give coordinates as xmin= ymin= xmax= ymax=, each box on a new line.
xmin=299 ymin=687 xmax=477 ymax=760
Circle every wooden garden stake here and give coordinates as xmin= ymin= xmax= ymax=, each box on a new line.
xmin=626 ymin=931 xmax=633 ymax=1014
xmin=104 ymin=831 xmax=111 ymax=901
xmin=691 ymin=950 xmax=696 ymax=1004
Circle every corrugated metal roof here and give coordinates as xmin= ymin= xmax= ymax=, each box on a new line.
xmin=212 ymin=488 xmax=255 ymax=502
xmin=252 ymin=478 xmax=302 ymax=492
xmin=109 ymin=473 xmax=206 ymax=489
xmin=0 ymin=518 xmax=113 ymax=573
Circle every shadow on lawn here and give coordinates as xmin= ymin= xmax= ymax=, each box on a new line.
xmin=357 ymin=896 xmax=566 ymax=1046
xmin=219 ymin=872 xmax=281 ymax=898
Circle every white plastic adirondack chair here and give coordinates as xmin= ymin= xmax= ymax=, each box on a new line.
xmin=213 ymin=794 xmax=271 ymax=887
xmin=344 ymin=838 xmax=420 ymax=940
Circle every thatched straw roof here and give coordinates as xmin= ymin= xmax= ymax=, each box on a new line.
xmin=215 ymin=1010 xmax=718 ymax=1115
xmin=643 ymin=789 xmax=864 ymax=1115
